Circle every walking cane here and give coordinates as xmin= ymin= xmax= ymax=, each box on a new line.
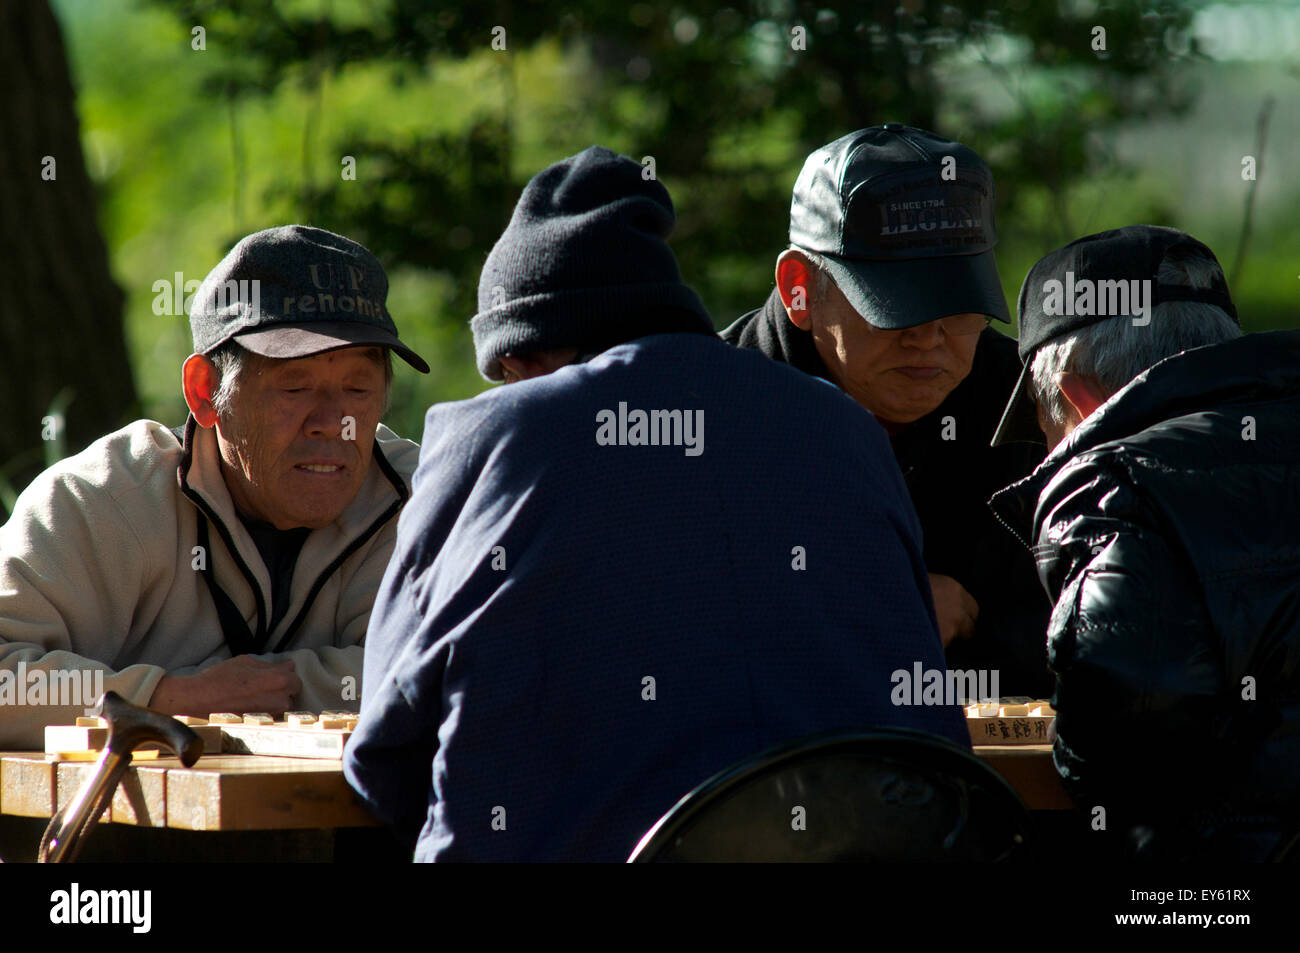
xmin=37 ymin=691 xmax=202 ymax=862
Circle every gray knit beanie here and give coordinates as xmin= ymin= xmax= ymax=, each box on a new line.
xmin=470 ymin=146 xmax=715 ymax=381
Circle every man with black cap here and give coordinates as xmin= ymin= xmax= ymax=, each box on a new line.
xmin=723 ymin=124 xmax=1051 ymax=696
xmin=988 ymin=224 xmax=1300 ymax=860
xmin=0 ymin=225 xmax=427 ymax=748
xmin=345 ymin=146 xmax=968 ymax=862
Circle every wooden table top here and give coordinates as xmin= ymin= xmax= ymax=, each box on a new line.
xmin=0 ymin=751 xmax=379 ymax=831
xmin=0 ymin=740 xmax=1073 ymax=837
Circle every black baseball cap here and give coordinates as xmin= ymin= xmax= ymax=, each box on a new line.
xmin=188 ymin=225 xmax=429 ymax=373
xmin=789 ymin=123 xmax=1010 ymax=330
xmin=991 ymin=225 xmax=1239 ymax=446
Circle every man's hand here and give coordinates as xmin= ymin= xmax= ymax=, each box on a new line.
xmin=928 ymin=573 xmax=979 ymax=647
xmin=149 ymin=655 xmax=302 ymax=716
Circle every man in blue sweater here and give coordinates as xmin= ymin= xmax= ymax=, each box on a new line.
xmin=344 ymin=147 xmax=968 ymax=862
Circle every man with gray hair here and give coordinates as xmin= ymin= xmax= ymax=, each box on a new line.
xmin=0 ymin=225 xmax=427 ymax=748
xmin=989 ymin=225 xmax=1300 ymax=860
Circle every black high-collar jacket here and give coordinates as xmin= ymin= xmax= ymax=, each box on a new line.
xmin=723 ymin=288 xmax=1052 ymax=696
xmin=987 ymin=330 xmax=1300 ymax=859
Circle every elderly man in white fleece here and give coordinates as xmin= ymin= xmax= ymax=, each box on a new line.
xmin=0 ymin=225 xmax=426 ymax=748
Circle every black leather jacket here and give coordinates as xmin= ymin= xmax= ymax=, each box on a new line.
xmin=989 ymin=330 xmax=1300 ymax=859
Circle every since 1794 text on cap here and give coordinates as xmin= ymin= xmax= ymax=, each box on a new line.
xmin=789 ymin=123 xmax=1010 ymax=330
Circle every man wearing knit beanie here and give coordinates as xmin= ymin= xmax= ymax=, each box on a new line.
xmin=347 ymin=147 xmax=967 ymax=862
xmin=470 ymin=145 xmax=716 ymax=381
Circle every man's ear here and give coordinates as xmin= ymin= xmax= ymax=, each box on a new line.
xmin=1057 ymin=372 xmax=1109 ymax=424
xmin=498 ymin=349 xmax=579 ymax=384
xmin=775 ymin=250 xmax=816 ymax=331
xmin=182 ymin=353 xmax=220 ymax=428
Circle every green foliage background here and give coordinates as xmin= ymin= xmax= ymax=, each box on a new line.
xmin=54 ymin=0 xmax=1300 ymax=443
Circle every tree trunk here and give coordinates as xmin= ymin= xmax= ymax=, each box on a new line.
xmin=0 ymin=0 xmax=136 ymax=513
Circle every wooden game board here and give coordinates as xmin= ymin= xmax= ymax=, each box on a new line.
xmin=965 ymin=698 xmax=1055 ymax=746
xmin=43 ymin=711 xmax=359 ymax=761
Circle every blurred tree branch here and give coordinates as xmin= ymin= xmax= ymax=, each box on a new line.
xmin=1229 ymin=96 xmax=1273 ymax=289
xmin=146 ymin=0 xmax=1209 ymax=322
